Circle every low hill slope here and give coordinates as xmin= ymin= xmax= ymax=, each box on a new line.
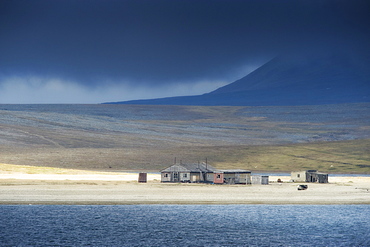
xmin=108 ymin=52 xmax=370 ymax=106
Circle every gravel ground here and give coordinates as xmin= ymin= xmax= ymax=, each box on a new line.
xmin=0 ymin=175 xmax=369 ymax=205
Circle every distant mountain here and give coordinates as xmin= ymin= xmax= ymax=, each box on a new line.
xmin=106 ymin=52 xmax=370 ymax=106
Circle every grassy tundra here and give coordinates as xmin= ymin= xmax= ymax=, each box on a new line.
xmin=0 ymin=103 xmax=369 ymax=174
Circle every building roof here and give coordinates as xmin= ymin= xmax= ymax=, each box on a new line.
xmin=292 ymin=170 xmax=328 ymax=175
xmin=161 ymin=164 xmax=251 ymax=174
xmin=220 ymin=169 xmax=251 ymax=174
xmin=161 ymin=163 xmax=217 ymax=173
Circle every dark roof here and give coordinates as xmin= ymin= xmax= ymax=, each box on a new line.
xmin=292 ymin=170 xmax=328 ymax=175
xmin=161 ymin=163 xmax=217 ymax=173
xmin=220 ymin=169 xmax=251 ymax=174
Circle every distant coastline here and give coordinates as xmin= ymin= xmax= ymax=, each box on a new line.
xmin=1 ymin=165 xmax=369 ymax=205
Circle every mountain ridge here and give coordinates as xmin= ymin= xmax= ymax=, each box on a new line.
xmin=106 ymin=52 xmax=370 ymax=106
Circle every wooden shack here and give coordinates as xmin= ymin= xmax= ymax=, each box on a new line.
xmin=138 ymin=173 xmax=147 ymax=183
xmin=161 ymin=163 xmax=217 ymax=183
xmin=252 ymin=175 xmax=269 ymax=185
xmin=221 ymin=170 xmax=251 ymax=184
xmin=291 ymin=170 xmax=328 ymax=183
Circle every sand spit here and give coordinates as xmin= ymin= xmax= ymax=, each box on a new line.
xmin=0 ymin=163 xmax=369 ymax=205
xmin=0 ymin=173 xmax=159 ymax=181
xmin=0 ymin=176 xmax=369 ymax=205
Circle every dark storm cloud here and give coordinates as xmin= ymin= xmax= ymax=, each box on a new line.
xmin=1 ymin=0 xmax=369 ymax=88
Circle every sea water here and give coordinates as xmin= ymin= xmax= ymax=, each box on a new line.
xmin=0 ymin=205 xmax=369 ymax=246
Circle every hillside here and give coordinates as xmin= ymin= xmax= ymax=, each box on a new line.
xmin=108 ymin=52 xmax=370 ymax=106
xmin=1 ymin=104 xmax=369 ymax=173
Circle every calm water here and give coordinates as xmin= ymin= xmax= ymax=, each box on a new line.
xmin=0 ymin=205 xmax=369 ymax=246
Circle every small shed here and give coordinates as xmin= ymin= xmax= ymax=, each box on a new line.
xmin=221 ymin=170 xmax=251 ymax=184
xmin=138 ymin=173 xmax=147 ymax=183
xmin=291 ymin=170 xmax=328 ymax=183
xmin=291 ymin=171 xmax=307 ymax=182
xmin=314 ymin=172 xmax=329 ymax=183
xmin=252 ymin=175 xmax=269 ymax=185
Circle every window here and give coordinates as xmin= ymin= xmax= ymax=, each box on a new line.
xmin=297 ymin=174 xmax=300 ymax=178
xmin=183 ymin=174 xmax=187 ymax=178
xmin=174 ymin=173 xmax=178 ymax=179
xmin=217 ymin=174 xmax=221 ymax=178
xmin=164 ymin=173 xmax=168 ymax=178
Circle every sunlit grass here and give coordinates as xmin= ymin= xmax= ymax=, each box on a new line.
xmin=0 ymin=163 xmax=123 ymax=175
xmin=1 ymin=104 xmax=369 ymax=174
xmin=211 ymin=139 xmax=370 ymax=173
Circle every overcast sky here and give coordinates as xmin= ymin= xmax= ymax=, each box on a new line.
xmin=1 ymin=0 xmax=369 ymax=103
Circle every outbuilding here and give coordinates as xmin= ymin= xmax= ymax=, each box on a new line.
xmin=291 ymin=170 xmax=328 ymax=183
xmin=221 ymin=170 xmax=251 ymax=184
xmin=252 ymin=175 xmax=269 ymax=185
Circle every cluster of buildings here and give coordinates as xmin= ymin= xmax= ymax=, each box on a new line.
xmin=161 ymin=162 xmax=253 ymax=184
xmin=160 ymin=162 xmax=328 ymax=184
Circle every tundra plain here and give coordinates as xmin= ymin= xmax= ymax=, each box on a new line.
xmin=0 ymin=103 xmax=369 ymax=174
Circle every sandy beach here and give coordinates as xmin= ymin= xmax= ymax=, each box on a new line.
xmin=0 ymin=164 xmax=369 ymax=205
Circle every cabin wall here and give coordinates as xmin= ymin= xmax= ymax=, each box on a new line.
xmin=306 ymin=172 xmax=317 ymax=182
xmin=213 ymin=173 xmax=224 ymax=184
xmin=188 ymin=172 xmax=213 ymax=183
xmin=291 ymin=171 xmax=306 ymax=182
xmin=252 ymin=175 xmax=261 ymax=184
xmin=238 ymin=173 xmax=252 ymax=184
xmin=223 ymin=173 xmax=236 ymax=184
xmin=206 ymin=173 xmax=214 ymax=182
xmin=317 ymin=173 xmax=329 ymax=183
xmin=179 ymin=172 xmax=190 ymax=182
xmin=252 ymin=175 xmax=269 ymax=185
xmin=307 ymin=172 xmax=329 ymax=183
xmin=238 ymin=173 xmax=246 ymax=184
xmin=190 ymin=172 xmax=201 ymax=182
xmin=161 ymin=172 xmax=172 ymax=182
xmin=223 ymin=173 xmax=251 ymax=184
xmin=261 ymin=176 xmax=269 ymax=185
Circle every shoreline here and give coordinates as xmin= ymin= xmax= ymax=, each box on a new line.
xmin=1 ymin=175 xmax=369 ymax=205
xmin=1 ymin=164 xmax=369 ymax=205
